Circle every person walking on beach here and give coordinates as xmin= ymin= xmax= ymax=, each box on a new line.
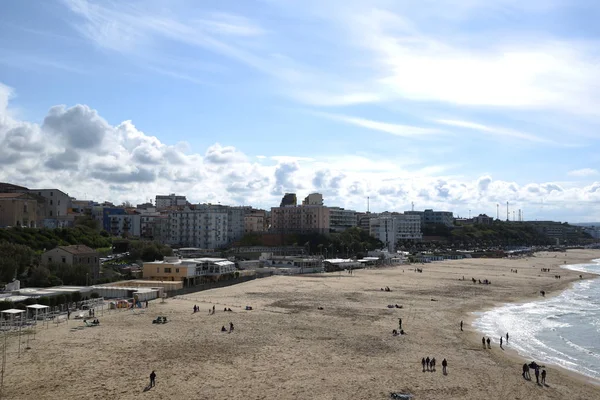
xmin=487 ymin=337 xmax=491 ymax=349
xmin=149 ymin=371 xmax=156 ymax=387
xmin=421 ymin=358 xmax=426 ymax=372
xmin=398 ymin=318 xmax=402 ymax=330
xmin=430 ymin=358 xmax=436 ymax=371
xmin=460 ymin=321 xmax=463 ymax=331
xmin=442 ymin=359 xmax=448 ymax=375
xmin=482 ymin=337 xmax=486 ymax=348
xmin=500 ymin=337 xmax=503 ymax=348
xmin=506 ymin=332 xmax=509 ymax=343
xmin=522 ymin=364 xmax=530 ymax=380
xmin=535 ymin=367 xmax=540 ymax=385
xmin=541 ymin=369 xmax=546 ymax=385
xmin=425 ymin=357 xmax=430 ymax=371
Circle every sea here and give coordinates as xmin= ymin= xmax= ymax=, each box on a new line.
xmin=473 ymin=258 xmax=600 ymax=381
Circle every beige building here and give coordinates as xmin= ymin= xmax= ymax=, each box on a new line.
xmin=245 ymin=209 xmax=267 ymax=233
xmin=143 ymin=257 xmax=237 ymax=284
xmin=0 ymin=193 xmax=41 ymax=228
xmin=41 ymin=245 xmax=100 ymax=279
xmin=270 ymin=205 xmax=330 ymax=234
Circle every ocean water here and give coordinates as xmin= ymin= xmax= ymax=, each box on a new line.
xmin=473 ymin=259 xmax=600 ymax=381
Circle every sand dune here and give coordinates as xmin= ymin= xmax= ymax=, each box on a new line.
xmin=2 ymin=249 xmax=600 ymax=399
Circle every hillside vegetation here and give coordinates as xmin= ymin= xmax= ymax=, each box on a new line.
xmin=0 ymin=226 xmax=112 ymax=252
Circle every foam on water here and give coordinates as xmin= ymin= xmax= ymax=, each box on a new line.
xmin=473 ymin=258 xmax=600 ymax=380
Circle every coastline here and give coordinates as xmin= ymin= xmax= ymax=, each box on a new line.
xmin=468 ymin=251 xmax=600 ymax=386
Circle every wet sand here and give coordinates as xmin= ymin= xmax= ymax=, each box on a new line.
xmin=3 ymin=249 xmax=600 ymax=399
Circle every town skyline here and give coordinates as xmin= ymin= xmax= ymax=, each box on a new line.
xmin=1 ymin=1 xmax=600 ymax=221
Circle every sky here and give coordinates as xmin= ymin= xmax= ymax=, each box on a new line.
xmin=1 ymin=0 xmax=600 ymax=222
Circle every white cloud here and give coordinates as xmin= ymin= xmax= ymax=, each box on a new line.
xmin=568 ymin=168 xmax=599 ymax=177
xmin=2 ymin=91 xmax=600 ymax=219
xmin=315 ymin=112 xmax=441 ymax=138
xmin=435 ymin=119 xmax=554 ymax=144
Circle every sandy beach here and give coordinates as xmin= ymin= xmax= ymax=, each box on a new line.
xmin=3 ymin=249 xmax=600 ymax=400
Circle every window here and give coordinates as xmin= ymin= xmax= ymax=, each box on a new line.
xmin=62 ymin=256 xmax=66 ymax=263
xmin=157 ymin=267 xmax=159 ymax=273
xmin=49 ymin=211 xmax=53 ymax=216
xmin=50 ymin=192 xmax=53 ymax=196
xmin=23 ymin=203 xmax=28 ymax=213
xmin=50 ymin=200 xmax=53 ymax=205
xmin=58 ymin=200 xmax=61 ymax=205
xmin=164 ymin=268 xmax=172 ymax=273
xmin=175 ymin=268 xmax=180 ymax=273
xmin=48 ymin=257 xmax=52 ymax=263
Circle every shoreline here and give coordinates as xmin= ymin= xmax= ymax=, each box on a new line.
xmin=467 ymin=252 xmax=600 ymax=386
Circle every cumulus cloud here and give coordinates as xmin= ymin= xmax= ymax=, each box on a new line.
xmin=1 ymin=85 xmax=600 ymax=220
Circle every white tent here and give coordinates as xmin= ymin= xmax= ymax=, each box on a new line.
xmin=26 ymin=304 xmax=49 ymax=325
xmin=1 ymin=309 xmax=25 ymax=330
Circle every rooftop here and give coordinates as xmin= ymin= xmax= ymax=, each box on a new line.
xmin=57 ymin=245 xmax=97 ymax=255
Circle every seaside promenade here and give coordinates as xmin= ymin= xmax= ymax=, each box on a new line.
xmin=2 ymin=249 xmax=600 ymax=399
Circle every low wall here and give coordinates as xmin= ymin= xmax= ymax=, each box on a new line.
xmin=167 ymin=275 xmax=257 ymax=296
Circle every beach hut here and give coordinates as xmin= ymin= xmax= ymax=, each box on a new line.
xmin=26 ymin=304 xmax=49 ymax=327
xmin=1 ymin=309 xmax=25 ymax=330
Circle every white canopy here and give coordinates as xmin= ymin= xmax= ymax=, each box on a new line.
xmin=1 ymin=309 xmax=25 ymax=314
xmin=26 ymin=304 xmax=50 ymax=310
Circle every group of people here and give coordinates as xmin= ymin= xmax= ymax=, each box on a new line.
xmin=510 ymin=269 xmax=518 ymax=273
xmin=421 ymin=357 xmax=448 ymax=375
xmin=381 ymin=287 xmax=392 ymax=292
xmin=522 ymin=362 xmax=547 ymax=385
xmin=471 ymin=278 xmax=492 ymax=285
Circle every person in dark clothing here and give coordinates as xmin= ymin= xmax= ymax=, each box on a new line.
xmin=398 ymin=318 xmax=402 ymax=330
xmin=541 ymin=369 xmax=546 ymax=384
xmin=229 ymin=322 xmax=234 ymax=333
xmin=442 ymin=359 xmax=448 ymax=375
xmin=221 ymin=326 xmax=227 ymax=332
xmin=425 ymin=357 xmax=430 ymax=371
xmin=460 ymin=321 xmax=463 ymax=331
xmin=150 ymin=371 xmax=156 ymax=387
xmin=482 ymin=337 xmax=486 ymax=348
xmin=486 ymin=337 xmax=491 ymax=348
xmin=522 ymin=363 xmax=530 ymax=380
xmin=506 ymin=332 xmax=509 ymax=343
xmin=500 ymin=337 xmax=503 ymax=348
xmin=430 ymin=358 xmax=436 ymax=371
xmin=535 ymin=367 xmax=540 ymax=384
xmin=421 ymin=358 xmax=426 ymax=372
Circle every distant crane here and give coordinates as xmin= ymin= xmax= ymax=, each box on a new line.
xmin=506 ymin=201 xmax=509 ymax=221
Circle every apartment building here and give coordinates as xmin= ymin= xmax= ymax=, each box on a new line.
xmin=356 ymin=212 xmax=377 ymax=231
xmin=109 ymin=213 xmax=141 ymax=237
xmin=30 ymin=188 xmax=73 ymax=228
xmin=245 ymin=209 xmax=267 ymax=233
xmin=0 ymin=193 xmax=41 ymax=228
xmin=155 ymin=194 xmax=187 ymax=209
xmin=405 ymin=209 xmax=454 ymax=227
xmin=329 ymin=207 xmax=357 ymax=232
xmin=270 ymin=205 xmax=330 ymax=234
xmin=370 ymin=213 xmax=422 ymax=252
xmin=41 ymin=245 xmax=100 ymax=279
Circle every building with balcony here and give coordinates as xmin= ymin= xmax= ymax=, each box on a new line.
xmin=405 ymin=209 xmax=454 ymax=227
xmin=109 ymin=213 xmax=141 ymax=237
xmin=370 ymin=213 xmax=422 ymax=252
xmin=280 ymin=193 xmax=297 ymax=207
xmin=41 ymin=245 xmax=100 ymax=279
xmin=0 ymin=193 xmax=41 ymax=228
xmin=329 ymin=207 xmax=357 ymax=232
xmin=245 ymin=209 xmax=267 ymax=233
xmin=155 ymin=194 xmax=188 ymax=209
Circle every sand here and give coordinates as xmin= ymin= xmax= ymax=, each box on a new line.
xmin=2 ymin=249 xmax=600 ymax=400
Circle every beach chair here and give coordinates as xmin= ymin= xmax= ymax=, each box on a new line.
xmin=84 ymin=321 xmax=95 ymax=328
xmin=152 ymin=317 xmax=162 ymax=324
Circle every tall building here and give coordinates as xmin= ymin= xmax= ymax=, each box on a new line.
xmin=302 ymin=193 xmax=323 ymax=206
xmin=245 ymin=209 xmax=267 ymax=233
xmin=405 ymin=209 xmax=454 ymax=227
xmin=369 ymin=213 xmax=422 ymax=252
xmin=329 ymin=207 xmax=357 ymax=232
xmin=30 ymin=188 xmax=73 ymax=228
xmin=271 ymin=193 xmax=330 ymax=234
xmin=0 ymin=193 xmax=41 ymax=228
xmin=356 ymin=212 xmax=377 ymax=231
xmin=109 ymin=213 xmax=141 ymax=237
xmin=166 ymin=204 xmax=249 ymax=249
xmin=155 ymin=194 xmax=187 ymax=209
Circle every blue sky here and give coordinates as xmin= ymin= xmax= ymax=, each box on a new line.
xmin=1 ymin=0 xmax=600 ymax=221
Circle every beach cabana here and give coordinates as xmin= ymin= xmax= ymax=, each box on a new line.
xmin=26 ymin=304 xmax=50 ymax=325
xmin=1 ymin=309 xmax=25 ymax=330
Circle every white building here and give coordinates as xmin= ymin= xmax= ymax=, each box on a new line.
xmin=30 ymin=188 xmax=72 ymax=227
xmin=155 ymin=194 xmax=187 ymax=209
xmin=302 ymin=193 xmax=324 ymax=206
xmin=329 ymin=207 xmax=357 ymax=232
xmin=370 ymin=213 xmax=422 ymax=252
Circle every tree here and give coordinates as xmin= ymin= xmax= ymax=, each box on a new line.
xmin=0 ymin=241 xmax=36 ymax=283
xmin=74 ymin=216 xmax=101 ymax=230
